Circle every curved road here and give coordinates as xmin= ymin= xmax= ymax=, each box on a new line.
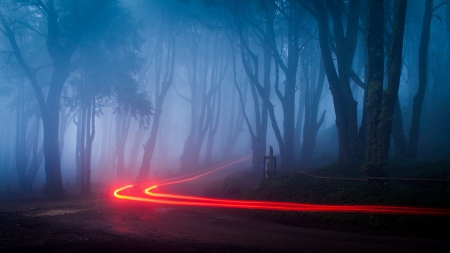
xmin=105 ymin=201 xmax=450 ymax=253
xmin=1 ymin=195 xmax=449 ymax=252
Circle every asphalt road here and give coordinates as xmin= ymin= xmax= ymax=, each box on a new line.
xmin=1 ymin=195 xmax=449 ymax=253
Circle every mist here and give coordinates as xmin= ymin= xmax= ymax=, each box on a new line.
xmin=0 ymin=0 xmax=449 ymax=196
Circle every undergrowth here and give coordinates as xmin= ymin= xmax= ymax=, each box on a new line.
xmin=245 ymin=158 xmax=450 ymax=239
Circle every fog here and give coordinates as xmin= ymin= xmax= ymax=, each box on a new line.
xmin=1 ymin=0 xmax=449 ymax=196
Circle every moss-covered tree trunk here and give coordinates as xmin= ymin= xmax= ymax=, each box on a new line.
xmin=364 ymin=0 xmax=408 ymax=176
xmin=364 ymin=0 xmax=385 ymax=176
xmin=377 ymin=0 xmax=408 ymax=170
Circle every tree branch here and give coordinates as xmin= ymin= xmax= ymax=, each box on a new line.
xmin=433 ymin=1 xmax=450 ymax=12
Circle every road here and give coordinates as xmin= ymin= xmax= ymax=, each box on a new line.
xmin=1 ymin=195 xmax=449 ymax=252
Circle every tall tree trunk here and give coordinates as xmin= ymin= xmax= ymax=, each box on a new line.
xmin=200 ymin=34 xmax=227 ymax=167
xmin=408 ymin=0 xmax=433 ymax=157
xmin=301 ymin=61 xmax=326 ymax=165
xmin=115 ymin=113 xmax=131 ymax=179
xmin=128 ymin=125 xmax=145 ymax=171
xmin=364 ymin=0 xmax=385 ymax=176
xmin=1 ymin=116 xmax=12 ymax=182
xmin=239 ymin=43 xmax=284 ymax=172
xmin=15 ymin=81 xmax=27 ymax=190
xmin=81 ymin=98 xmax=95 ymax=195
xmin=376 ymin=0 xmax=408 ymax=170
xmin=392 ymin=98 xmax=407 ymax=156
xmin=222 ymin=78 xmax=246 ymax=159
xmin=97 ymin=109 xmax=112 ymax=175
xmin=180 ymin=31 xmax=223 ymax=172
xmin=205 ymin=81 xmax=223 ymax=166
xmin=180 ymin=31 xmax=201 ymax=172
xmin=138 ymin=25 xmax=175 ymax=181
xmin=26 ymin=114 xmax=44 ymax=191
xmin=59 ymin=104 xmax=71 ymax=160
xmin=266 ymin=0 xmax=300 ymax=169
xmin=294 ymin=80 xmax=306 ymax=156
xmin=231 ymin=24 xmax=278 ymax=172
xmin=313 ymin=0 xmax=361 ymax=163
xmin=383 ymin=2 xmax=407 ymax=157
xmin=78 ymin=104 xmax=87 ymax=191
xmin=364 ymin=0 xmax=408 ymax=176
xmin=75 ymin=109 xmax=83 ymax=184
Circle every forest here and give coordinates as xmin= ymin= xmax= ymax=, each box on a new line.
xmin=0 ymin=0 xmax=449 ymax=199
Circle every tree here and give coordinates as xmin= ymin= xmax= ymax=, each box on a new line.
xmin=364 ymin=0 xmax=408 ymax=176
xmin=311 ymin=0 xmax=362 ymax=162
xmin=407 ymin=0 xmax=434 ymax=157
xmin=265 ymin=0 xmax=301 ymax=169
xmin=137 ymin=16 xmax=176 ymax=181
xmin=225 ymin=0 xmax=279 ymax=171
xmin=13 ymin=78 xmax=44 ymax=190
xmin=68 ymin=4 xmax=149 ymax=190
xmin=234 ymin=0 xmax=304 ymax=169
xmin=178 ymin=26 xmax=226 ymax=172
xmin=384 ymin=0 xmax=407 ymax=158
xmin=114 ymin=73 xmax=153 ymax=179
xmin=300 ymin=53 xmax=326 ymax=165
xmin=221 ymin=65 xmax=247 ymax=160
xmin=1 ymin=0 xmax=111 ymax=197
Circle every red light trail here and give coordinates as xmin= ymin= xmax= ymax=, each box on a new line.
xmin=114 ymin=155 xmax=450 ymax=216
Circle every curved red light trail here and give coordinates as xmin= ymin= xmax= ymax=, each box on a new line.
xmin=114 ymin=155 xmax=450 ymax=216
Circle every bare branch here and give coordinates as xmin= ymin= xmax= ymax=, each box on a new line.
xmin=433 ymin=1 xmax=450 ymax=12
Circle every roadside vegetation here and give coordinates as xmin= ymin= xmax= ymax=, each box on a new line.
xmin=245 ymin=158 xmax=450 ymax=239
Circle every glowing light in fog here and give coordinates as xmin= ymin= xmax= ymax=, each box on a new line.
xmin=113 ymin=156 xmax=450 ymax=216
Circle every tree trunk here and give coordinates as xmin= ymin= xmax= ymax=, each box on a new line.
xmin=138 ymin=25 xmax=175 ymax=181
xmin=294 ymin=80 xmax=306 ymax=156
xmin=82 ymin=99 xmax=95 ymax=195
xmin=376 ymin=0 xmax=408 ymax=169
xmin=180 ymin=31 xmax=201 ymax=172
xmin=313 ymin=0 xmax=361 ymax=163
xmin=205 ymin=83 xmax=222 ymax=166
xmin=115 ymin=113 xmax=131 ymax=179
xmin=75 ymin=109 xmax=83 ymax=184
xmin=266 ymin=1 xmax=300 ymax=169
xmin=26 ymin=114 xmax=44 ymax=191
xmin=78 ymin=104 xmax=87 ymax=192
xmin=180 ymin=31 xmax=223 ymax=172
xmin=222 ymin=78 xmax=246 ymax=159
xmin=301 ymin=61 xmax=326 ymax=165
xmin=281 ymin=40 xmax=298 ymax=170
xmin=364 ymin=0 xmax=385 ymax=176
xmin=15 ymin=80 xmax=28 ymax=190
xmin=383 ymin=3 xmax=407 ymax=158
xmin=128 ymin=125 xmax=145 ymax=171
xmin=1 ymin=116 xmax=12 ymax=182
xmin=59 ymin=104 xmax=71 ymax=160
xmin=364 ymin=0 xmax=407 ymax=176
xmin=392 ymin=98 xmax=407 ymax=156
xmin=408 ymin=0 xmax=433 ymax=157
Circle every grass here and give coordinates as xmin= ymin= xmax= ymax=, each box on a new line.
xmin=245 ymin=158 xmax=450 ymax=239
